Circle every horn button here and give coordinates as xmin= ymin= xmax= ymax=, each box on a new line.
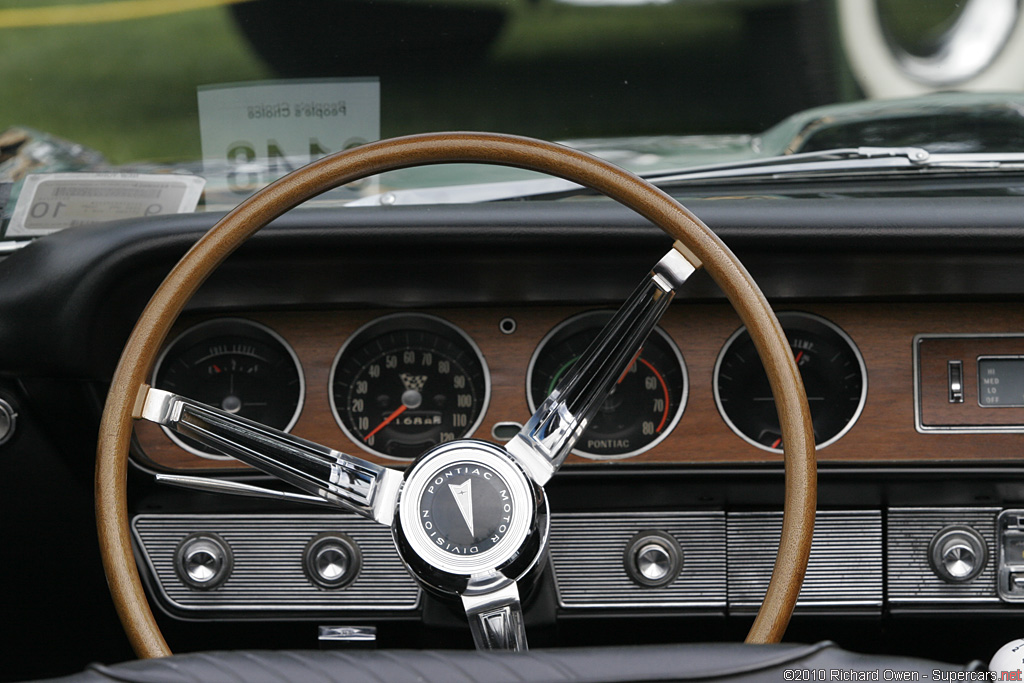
xmin=394 ymin=440 xmax=548 ymax=597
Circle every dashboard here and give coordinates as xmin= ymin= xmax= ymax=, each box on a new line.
xmin=135 ymin=303 xmax=1024 ymax=473
xmin=6 ymin=194 xmax=1024 ymax=677
xmin=127 ymin=300 xmax=1024 ymax=628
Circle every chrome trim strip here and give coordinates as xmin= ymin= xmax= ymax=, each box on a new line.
xmin=0 ymin=240 xmax=29 ymax=255
xmin=319 ymin=625 xmax=377 ymax=643
xmin=889 ymin=597 xmax=1001 ymax=604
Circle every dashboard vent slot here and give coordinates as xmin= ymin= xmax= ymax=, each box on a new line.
xmin=728 ymin=511 xmax=883 ymax=610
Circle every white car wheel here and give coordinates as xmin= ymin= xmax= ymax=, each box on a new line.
xmin=837 ymin=0 xmax=1024 ymax=98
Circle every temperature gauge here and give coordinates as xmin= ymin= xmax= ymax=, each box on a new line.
xmin=714 ymin=311 xmax=867 ymax=453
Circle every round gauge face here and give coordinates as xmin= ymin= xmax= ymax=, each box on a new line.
xmin=527 ymin=311 xmax=688 ymax=459
xmin=330 ymin=314 xmax=490 ymax=460
xmin=152 ymin=318 xmax=304 ymax=460
xmin=714 ymin=311 xmax=867 ymax=453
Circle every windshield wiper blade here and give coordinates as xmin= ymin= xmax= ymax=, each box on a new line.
xmin=346 ymin=146 xmax=1024 ymax=207
xmin=641 ymin=146 xmax=934 ymax=184
xmin=643 ymin=147 xmax=1024 ymax=184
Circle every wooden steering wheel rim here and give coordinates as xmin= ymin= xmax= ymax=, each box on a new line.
xmin=96 ymin=132 xmax=816 ymax=658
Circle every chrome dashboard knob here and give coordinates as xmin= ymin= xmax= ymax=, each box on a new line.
xmin=304 ymin=533 xmax=361 ymax=589
xmin=0 ymin=398 xmax=17 ymax=446
xmin=930 ymin=526 xmax=987 ymax=583
xmin=176 ymin=533 xmax=233 ymax=590
xmin=624 ymin=530 xmax=682 ymax=588
xmin=636 ymin=543 xmax=673 ymax=582
xmin=941 ymin=542 xmax=977 ymax=579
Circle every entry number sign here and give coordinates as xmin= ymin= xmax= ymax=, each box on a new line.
xmin=198 ymin=78 xmax=380 ymax=200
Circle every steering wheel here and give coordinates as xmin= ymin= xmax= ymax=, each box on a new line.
xmin=96 ymin=132 xmax=816 ymax=658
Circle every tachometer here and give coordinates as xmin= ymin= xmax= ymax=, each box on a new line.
xmin=714 ymin=311 xmax=867 ymax=453
xmin=152 ymin=318 xmax=305 ymax=460
xmin=330 ymin=314 xmax=490 ymax=460
xmin=527 ymin=310 xmax=688 ymax=459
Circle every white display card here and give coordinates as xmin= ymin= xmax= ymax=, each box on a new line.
xmin=197 ymin=78 xmax=380 ymax=202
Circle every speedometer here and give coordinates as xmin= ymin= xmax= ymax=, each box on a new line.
xmin=714 ymin=311 xmax=867 ymax=453
xmin=329 ymin=314 xmax=490 ymax=460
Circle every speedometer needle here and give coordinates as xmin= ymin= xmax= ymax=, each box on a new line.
xmin=364 ymin=404 xmax=407 ymax=442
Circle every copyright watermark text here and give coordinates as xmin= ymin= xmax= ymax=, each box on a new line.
xmin=783 ymin=670 xmax=1011 ymax=681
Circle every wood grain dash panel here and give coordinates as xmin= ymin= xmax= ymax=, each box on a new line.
xmin=132 ymin=303 xmax=1024 ymax=472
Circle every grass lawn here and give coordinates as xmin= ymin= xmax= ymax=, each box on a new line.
xmin=0 ymin=0 xmax=849 ymax=164
xmin=0 ymin=2 xmax=269 ymax=163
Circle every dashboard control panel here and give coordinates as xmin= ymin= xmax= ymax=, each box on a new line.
xmin=135 ymin=507 xmax=1024 ymax=621
xmin=916 ymin=334 xmax=1024 ymax=432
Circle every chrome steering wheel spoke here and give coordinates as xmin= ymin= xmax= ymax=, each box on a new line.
xmin=461 ymin=571 xmax=529 ymax=651
xmin=505 ymin=243 xmax=700 ymax=484
xmin=137 ymin=387 xmax=402 ymax=525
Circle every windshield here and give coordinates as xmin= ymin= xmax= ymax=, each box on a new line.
xmin=3 ymin=0 xmax=1024 ymax=218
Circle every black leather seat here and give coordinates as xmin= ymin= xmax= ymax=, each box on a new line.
xmin=37 ymin=641 xmax=970 ymax=683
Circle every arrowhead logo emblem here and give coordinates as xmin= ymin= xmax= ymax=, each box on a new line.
xmin=448 ymin=479 xmax=475 ymax=537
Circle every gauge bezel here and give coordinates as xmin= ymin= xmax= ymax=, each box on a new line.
xmin=328 ymin=313 xmax=491 ymax=461
xmin=713 ymin=310 xmax=868 ymax=454
xmin=525 ymin=310 xmax=688 ymax=460
xmin=151 ymin=317 xmax=306 ymax=460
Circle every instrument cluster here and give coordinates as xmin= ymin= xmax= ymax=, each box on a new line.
xmin=137 ymin=307 xmax=869 ymax=470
